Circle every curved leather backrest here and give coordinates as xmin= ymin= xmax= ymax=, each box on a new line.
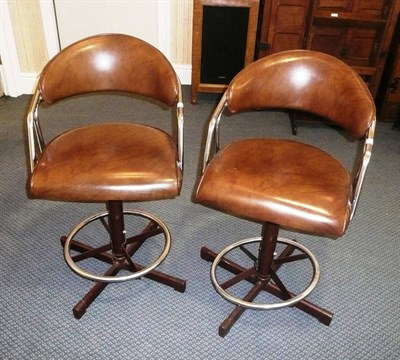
xmin=39 ymin=34 xmax=179 ymax=106
xmin=226 ymin=50 xmax=375 ymax=139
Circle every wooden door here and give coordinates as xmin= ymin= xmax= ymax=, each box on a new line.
xmin=306 ymin=26 xmax=346 ymax=58
xmin=344 ymin=28 xmax=381 ymax=66
xmin=352 ymin=0 xmax=390 ymax=17
xmin=307 ymin=26 xmax=379 ymax=67
xmin=256 ymin=0 xmax=310 ymax=58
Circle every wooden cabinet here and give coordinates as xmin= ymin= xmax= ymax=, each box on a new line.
xmin=191 ymin=0 xmax=400 ymax=116
xmin=257 ymin=0 xmax=400 ymax=98
xmin=377 ymin=12 xmax=400 ymax=122
xmin=306 ymin=0 xmax=395 ymax=95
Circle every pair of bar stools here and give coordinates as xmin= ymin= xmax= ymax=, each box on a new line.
xmin=26 ymin=34 xmax=375 ymax=337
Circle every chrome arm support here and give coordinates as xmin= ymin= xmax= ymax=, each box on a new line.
xmin=202 ymin=93 xmax=227 ymax=173
xmin=350 ymin=118 xmax=376 ymax=220
xmin=176 ymin=81 xmax=184 ymax=171
xmin=26 ymin=87 xmax=44 ymax=173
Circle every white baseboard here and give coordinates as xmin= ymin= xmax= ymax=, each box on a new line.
xmin=174 ymin=64 xmax=192 ymax=85
xmin=19 ymin=73 xmax=38 ymax=95
xmin=1 ymin=72 xmax=37 ymax=97
xmin=0 ymin=65 xmax=5 ymax=96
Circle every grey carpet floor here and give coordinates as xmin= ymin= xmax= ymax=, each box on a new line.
xmin=0 ymin=87 xmax=399 ymax=359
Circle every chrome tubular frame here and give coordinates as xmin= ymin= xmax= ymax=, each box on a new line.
xmin=201 ymin=93 xmax=227 ymax=173
xmin=350 ymin=118 xmax=376 ymax=220
xmin=26 ymin=87 xmax=44 ymax=173
xmin=176 ymin=77 xmax=184 ymax=171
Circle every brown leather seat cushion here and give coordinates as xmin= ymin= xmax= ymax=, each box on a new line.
xmin=29 ymin=123 xmax=181 ymax=202
xmin=196 ymin=138 xmax=351 ymax=237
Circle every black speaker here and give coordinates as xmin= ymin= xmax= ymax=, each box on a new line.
xmin=191 ymin=0 xmax=260 ymax=104
xmin=200 ymin=6 xmax=249 ymax=85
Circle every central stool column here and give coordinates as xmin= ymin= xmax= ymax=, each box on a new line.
xmin=108 ymin=201 xmax=127 ymax=261
xmin=257 ymin=223 xmax=279 ymax=280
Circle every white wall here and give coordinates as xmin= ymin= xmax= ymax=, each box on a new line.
xmin=0 ymin=0 xmax=192 ymax=96
xmin=53 ymin=0 xmax=193 ymax=83
xmin=54 ymin=0 xmax=159 ymax=49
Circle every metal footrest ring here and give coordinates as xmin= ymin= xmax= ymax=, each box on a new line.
xmin=64 ymin=210 xmax=171 ymax=283
xmin=210 ymin=237 xmax=320 ymax=310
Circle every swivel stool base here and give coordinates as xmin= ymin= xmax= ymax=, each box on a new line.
xmin=201 ymin=222 xmax=333 ymax=337
xmin=61 ymin=200 xmax=186 ymax=319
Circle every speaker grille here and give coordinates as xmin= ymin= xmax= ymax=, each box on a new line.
xmin=200 ymin=6 xmax=250 ymax=84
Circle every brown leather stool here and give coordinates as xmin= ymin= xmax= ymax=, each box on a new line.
xmin=196 ymin=50 xmax=376 ymax=336
xmin=26 ymin=34 xmax=186 ymax=318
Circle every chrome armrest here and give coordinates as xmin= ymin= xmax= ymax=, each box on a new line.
xmin=176 ymin=79 xmax=184 ymax=171
xmin=202 ymin=93 xmax=227 ymax=173
xmin=26 ymin=88 xmax=44 ymax=173
xmin=350 ymin=118 xmax=376 ymax=220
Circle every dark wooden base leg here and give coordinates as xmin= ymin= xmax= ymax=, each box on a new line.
xmin=60 ymin=235 xmax=119 ymax=319
xmin=70 ymin=266 xmax=185 ymax=319
xmin=69 ymin=259 xmax=186 ymax=319
xmin=66 ymin=259 xmax=186 ymax=319
xmin=219 ymin=281 xmax=263 ymax=337
xmin=73 ymin=284 xmax=108 ymax=319
xmin=72 ymin=275 xmax=114 ymax=319
xmin=139 ymin=266 xmax=186 ymax=292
